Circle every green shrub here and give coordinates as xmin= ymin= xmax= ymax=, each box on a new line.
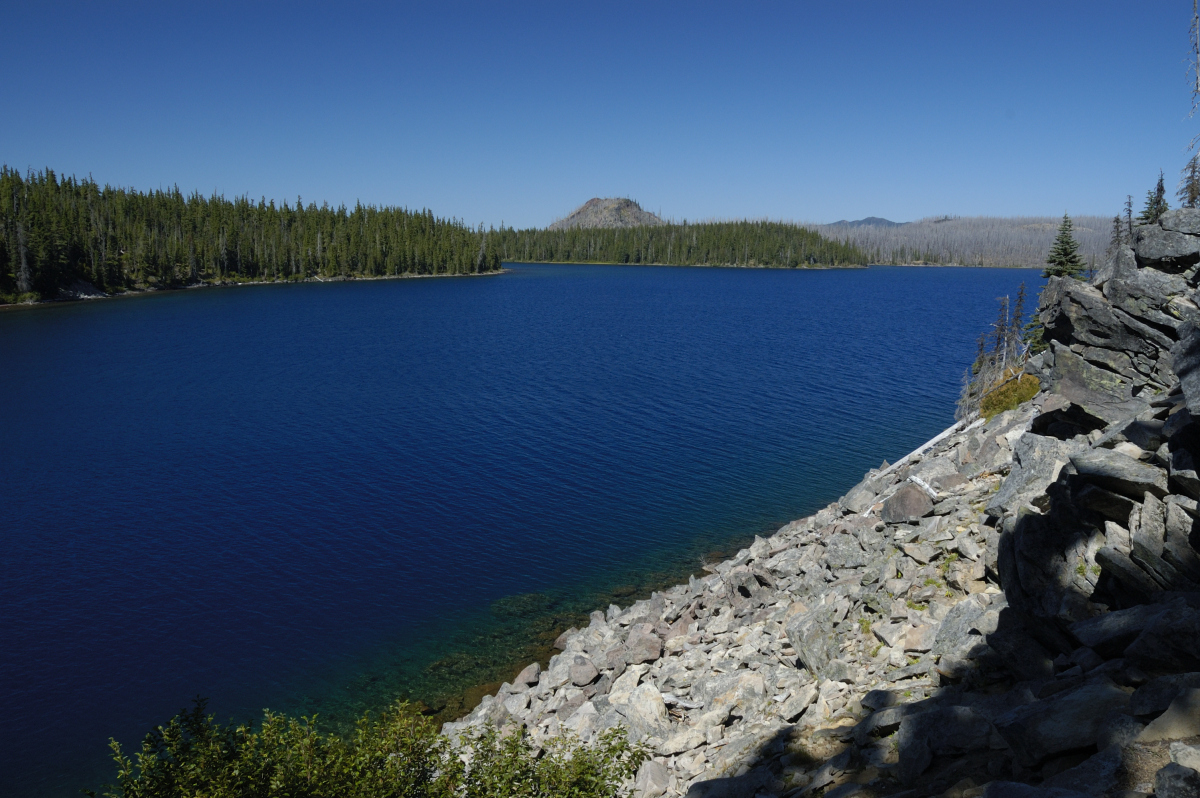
xmin=87 ymin=699 xmax=647 ymax=798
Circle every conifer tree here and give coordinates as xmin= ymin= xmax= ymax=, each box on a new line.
xmin=1125 ymin=195 xmax=1134 ymax=239
xmin=1106 ymin=214 xmax=1124 ymax=255
xmin=1138 ymin=171 xmax=1169 ymax=223
xmin=1043 ymin=213 xmax=1086 ymax=279
xmin=1180 ymin=154 xmax=1200 ymax=208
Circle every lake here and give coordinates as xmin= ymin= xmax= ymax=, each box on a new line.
xmin=0 ymin=263 xmax=1034 ymax=796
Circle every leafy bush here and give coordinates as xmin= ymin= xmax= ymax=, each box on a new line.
xmin=87 ymin=700 xmax=647 ymax=798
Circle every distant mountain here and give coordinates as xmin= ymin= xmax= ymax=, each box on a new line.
xmin=547 ymin=198 xmax=665 ymax=230
xmin=828 ymin=216 xmax=906 ymax=227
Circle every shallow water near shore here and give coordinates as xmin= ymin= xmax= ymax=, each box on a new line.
xmin=0 ymin=263 xmax=1034 ymax=797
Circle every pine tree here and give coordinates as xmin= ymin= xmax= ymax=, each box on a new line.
xmin=1106 ymin=214 xmax=1124 ymax=255
xmin=1043 ymin=213 xmax=1086 ymax=279
xmin=1125 ymin=195 xmax=1134 ymax=239
xmin=1180 ymin=154 xmax=1200 ymax=208
xmin=1138 ymin=171 xmax=1169 ymax=223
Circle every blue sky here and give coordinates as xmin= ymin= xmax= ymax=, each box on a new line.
xmin=0 ymin=1 xmax=1194 ymax=227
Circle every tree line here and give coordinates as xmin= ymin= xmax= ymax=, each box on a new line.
xmin=808 ymin=215 xmax=1110 ymax=269
xmin=490 ymin=220 xmax=865 ymax=268
xmin=0 ymin=167 xmax=502 ymax=302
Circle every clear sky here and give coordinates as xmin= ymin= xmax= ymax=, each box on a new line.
xmin=1 ymin=1 xmax=1195 ymax=227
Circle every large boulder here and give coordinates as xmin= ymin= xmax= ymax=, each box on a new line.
xmin=881 ymin=483 xmax=933 ymax=523
xmin=785 ymin=603 xmax=842 ymax=680
xmin=1069 ymin=603 xmax=1169 ymax=657
xmin=987 ymin=434 xmax=1082 ymax=517
xmin=1040 ymin=745 xmax=1122 ymax=796
xmin=1156 ymin=762 xmax=1200 ymax=798
xmin=1160 ymin=207 xmax=1200 ymax=235
xmin=823 ymin=532 xmax=869 ymax=569
xmin=993 ymin=680 xmax=1130 ymax=766
xmin=1041 ymin=344 xmax=1146 ymax=425
xmin=1125 ymin=598 xmax=1200 ymax=674
xmin=1070 ymin=449 xmax=1168 ymax=499
xmin=894 ymin=706 xmax=993 ymax=784
xmin=1133 ymin=224 xmax=1200 ymax=270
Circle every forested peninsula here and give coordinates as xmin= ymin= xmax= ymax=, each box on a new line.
xmin=491 ymin=221 xmax=866 ymax=268
xmin=0 ymin=167 xmax=503 ymax=304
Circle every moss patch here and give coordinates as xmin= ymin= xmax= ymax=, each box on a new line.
xmin=980 ymin=374 xmax=1040 ymax=420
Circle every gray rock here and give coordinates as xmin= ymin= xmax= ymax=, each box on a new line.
xmin=1172 ymin=323 xmax=1200 ymax=417
xmin=1136 ymin=492 xmax=1168 ymax=557
xmin=1097 ymin=711 xmax=1145 ymax=749
xmin=684 ymin=768 xmax=775 ymax=798
xmin=514 ymin=661 xmax=540 ymax=686
xmin=981 ymin=784 xmax=1093 ymax=798
xmin=633 ymin=758 xmax=672 ymax=796
xmin=1133 ymin=224 xmax=1200 ymax=269
xmin=987 ymin=434 xmax=1082 ymax=517
xmin=824 ymin=533 xmax=869 ymax=569
xmin=1093 ymin=244 xmax=1136 ymax=287
xmin=1171 ymin=445 xmax=1200 ymax=499
xmin=1042 ymin=344 xmax=1145 ymax=425
xmin=895 ymin=705 xmax=993 ymax=784
xmin=634 ymin=759 xmax=669 ymax=798
xmin=625 ymin=628 xmax=663 ymax=665
xmin=1160 ymin=208 xmax=1200 ymax=235
xmin=1069 ymin=449 xmax=1168 ymax=500
xmin=933 ymin=594 xmax=994 ymax=657
xmin=1069 ymin=603 xmax=1169 ymax=658
xmin=1095 ymin=546 xmax=1161 ymax=600
xmin=1171 ymin=741 xmax=1200 ymax=771
xmin=785 ymin=603 xmax=841 ymax=680
xmin=1138 ymin=688 xmax=1200 ymax=742
xmin=1132 ymin=673 xmax=1200 ymax=716
xmin=1155 ymin=762 xmax=1200 ymax=798
xmin=993 ymin=679 xmax=1131 ymax=766
xmin=1125 ymin=599 xmax=1200 ymax=673
xmin=1165 ymin=502 xmax=1200 ymax=580
xmin=621 ymin=683 xmax=668 ymax=737
xmin=776 ymin=682 xmax=817 ymax=721
xmin=853 ymin=704 xmax=907 ymax=746
xmin=569 ymin=655 xmax=599 ymax=686
xmin=881 ymin=483 xmax=933 ymax=523
xmin=691 ymin=671 xmax=765 ymax=717
xmin=842 ymin=481 xmax=877 ymax=514
xmin=1040 ymin=745 xmax=1122 ymax=796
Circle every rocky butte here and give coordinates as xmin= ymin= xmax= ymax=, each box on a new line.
xmin=446 ymin=209 xmax=1200 ymax=797
xmin=547 ymin=198 xmax=666 ymax=231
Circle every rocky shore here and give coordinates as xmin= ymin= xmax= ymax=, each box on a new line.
xmin=445 ymin=208 xmax=1200 ymax=798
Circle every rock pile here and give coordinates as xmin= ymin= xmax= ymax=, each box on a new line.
xmin=445 ymin=209 xmax=1200 ymax=797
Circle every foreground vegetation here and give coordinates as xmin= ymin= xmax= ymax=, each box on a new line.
xmin=0 ymin=167 xmax=502 ymax=303
xmin=88 ymin=700 xmax=646 ymax=798
xmin=492 ymin=220 xmax=865 ymax=268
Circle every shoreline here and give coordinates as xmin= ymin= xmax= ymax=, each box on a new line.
xmin=0 ymin=268 xmax=509 ymax=311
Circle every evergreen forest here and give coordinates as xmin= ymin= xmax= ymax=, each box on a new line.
xmin=491 ymin=220 xmax=865 ymax=268
xmin=0 ymin=167 xmax=503 ymax=303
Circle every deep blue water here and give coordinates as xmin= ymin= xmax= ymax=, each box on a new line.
xmin=0 ymin=263 xmax=1034 ymax=796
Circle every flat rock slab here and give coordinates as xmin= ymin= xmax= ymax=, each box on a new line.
xmin=1139 ymin=688 xmax=1200 ymax=742
xmin=994 ymin=679 xmax=1131 ymax=766
xmin=1125 ymin=599 xmax=1200 ymax=674
xmin=1040 ymin=744 xmax=1122 ymax=796
xmin=1069 ymin=448 xmax=1168 ymax=499
xmin=1070 ymin=603 xmax=1169 ymax=657
xmin=1132 ymin=672 xmax=1200 ymax=716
